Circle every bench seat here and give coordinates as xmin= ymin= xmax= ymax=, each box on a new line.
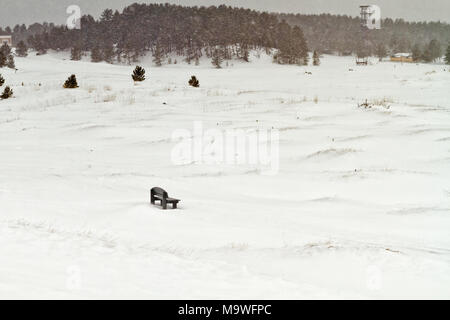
xmin=151 ymin=187 xmax=180 ymax=209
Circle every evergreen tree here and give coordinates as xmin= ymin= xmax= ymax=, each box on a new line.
xmin=211 ymin=48 xmax=223 ymax=69
xmin=71 ymin=46 xmax=82 ymax=61
xmin=412 ymin=44 xmax=422 ymax=62
xmin=428 ymin=39 xmax=442 ymax=62
xmin=188 ymin=76 xmax=200 ymax=87
xmin=239 ymin=43 xmax=250 ymax=62
xmin=375 ymin=43 xmax=387 ymax=61
xmin=102 ymin=42 xmax=115 ymax=63
xmin=1 ymin=86 xmax=13 ymax=99
xmin=153 ymin=43 xmax=163 ymax=67
xmin=16 ymin=41 xmax=28 ymax=57
xmin=0 ymin=53 xmax=5 ymax=68
xmin=0 ymin=43 xmax=11 ymax=67
xmin=6 ymin=55 xmax=15 ymax=69
xmin=422 ymin=47 xmax=433 ymax=62
xmin=132 ymin=66 xmax=146 ymax=82
xmin=63 ymin=75 xmax=79 ymax=88
xmin=0 ymin=74 xmax=4 ymax=87
xmin=445 ymin=44 xmax=450 ymax=65
xmin=91 ymin=46 xmax=103 ymax=62
xmin=312 ymin=50 xmax=320 ymax=65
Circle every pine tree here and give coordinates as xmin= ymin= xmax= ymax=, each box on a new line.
xmin=188 ymin=76 xmax=200 ymax=87
xmin=71 ymin=46 xmax=82 ymax=61
xmin=312 ymin=50 xmax=320 ymax=66
xmin=16 ymin=41 xmax=28 ymax=57
xmin=412 ymin=44 xmax=422 ymax=62
xmin=153 ymin=43 xmax=163 ymax=67
xmin=1 ymin=86 xmax=13 ymax=99
xmin=132 ymin=66 xmax=146 ymax=82
xmin=63 ymin=75 xmax=79 ymax=89
xmin=375 ymin=43 xmax=387 ymax=61
xmin=0 ymin=43 xmax=11 ymax=67
xmin=0 ymin=52 xmax=6 ymax=68
xmin=0 ymin=74 xmax=4 ymax=87
xmin=445 ymin=44 xmax=450 ymax=65
xmin=422 ymin=47 xmax=433 ymax=63
xmin=428 ymin=39 xmax=442 ymax=62
xmin=102 ymin=42 xmax=115 ymax=64
xmin=211 ymin=48 xmax=223 ymax=69
xmin=239 ymin=43 xmax=250 ymax=62
xmin=91 ymin=46 xmax=103 ymax=62
xmin=6 ymin=55 xmax=15 ymax=69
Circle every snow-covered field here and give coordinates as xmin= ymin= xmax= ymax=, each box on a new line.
xmin=0 ymin=52 xmax=449 ymax=299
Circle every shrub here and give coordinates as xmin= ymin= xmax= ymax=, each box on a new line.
xmin=1 ymin=86 xmax=13 ymax=99
xmin=63 ymin=74 xmax=79 ymax=89
xmin=132 ymin=66 xmax=146 ymax=82
xmin=0 ymin=74 xmax=4 ymax=87
xmin=188 ymin=76 xmax=200 ymax=87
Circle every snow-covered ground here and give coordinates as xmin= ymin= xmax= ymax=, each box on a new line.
xmin=0 ymin=52 xmax=449 ymax=299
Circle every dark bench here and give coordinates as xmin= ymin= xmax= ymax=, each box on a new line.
xmin=150 ymin=187 xmax=180 ymax=210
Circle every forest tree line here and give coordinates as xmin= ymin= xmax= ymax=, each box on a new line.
xmin=280 ymin=13 xmax=450 ymax=62
xmin=0 ymin=4 xmax=449 ymax=65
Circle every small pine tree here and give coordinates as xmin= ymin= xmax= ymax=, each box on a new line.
xmin=188 ymin=76 xmax=200 ymax=88
xmin=71 ymin=46 xmax=82 ymax=61
xmin=1 ymin=86 xmax=13 ymax=99
xmin=445 ymin=44 xmax=450 ymax=65
xmin=312 ymin=50 xmax=320 ymax=66
xmin=16 ymin=41 xmax=28 ymax=57
xmin=6 ymin=55 xmax=15 ymax=69
xmin=211 ymin=48 xmax=223 ymax=69
xmin=132 ymin=66 xmax=146 ymax=82
xmin=0 ymin=43 xmax=11 ymax=67
xmin=63 ymin=74 xmax=79 ymax=89
xmin=0 ymin=74 xmax=4 ymax=87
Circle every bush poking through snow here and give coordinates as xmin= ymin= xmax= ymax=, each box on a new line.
xmin=63 ymin=75 xmax=79 ymax=89
xmin=358 ymin=99 xmax=373 ymax=109
xmin=1 ymin=86 xmax=13 ymax=99
xmin=132 ymin=66 xmax=146 ymax=82
xmin=188 ymin=76 xmax=200 ymax=88
xmin=0 ymin=74 xmax=4 ymax=87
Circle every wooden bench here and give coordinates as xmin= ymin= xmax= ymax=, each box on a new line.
xmin=150 ymin=187 xmax=180 ymax=210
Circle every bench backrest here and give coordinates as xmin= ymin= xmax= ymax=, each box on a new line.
xmin=151 ymin=187 xmax=168 ymax=198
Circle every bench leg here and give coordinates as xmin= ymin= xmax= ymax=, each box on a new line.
xmin=173 ymin=203 xmax=177 ymax=209
xmin=162 ymin=200 xmax=167 ymax=210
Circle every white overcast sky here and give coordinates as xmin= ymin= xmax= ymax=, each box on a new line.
xmin=1 ymin=0 xmax=450 ymax=28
